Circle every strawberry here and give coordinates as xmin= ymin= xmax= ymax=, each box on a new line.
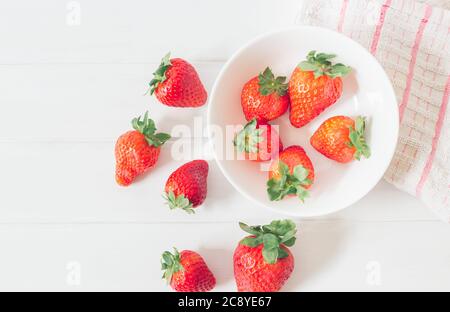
xmin=241 ymin=67 xmax=289 ymax=122
xmin=115 ymin=112 xmax=170 ymax=186
xmin=233 ymin=220 xmax=297 ymax=292
xmin=311 ymin=116 xmax=371 ymax=163
xmin=161 ymin=248 xmax=216 ymax=292
xmin=164 ymin=160 xmax=209 ymax=214
xmin=267 ymin=146 xmax=314 ymax=202
xmin=149 ymin=53 xmax=207 ymax=107
xmin=233 ymin=119 xmax=283 ymax=162
xmin=289 ymin=51 xmax=351 ymax=128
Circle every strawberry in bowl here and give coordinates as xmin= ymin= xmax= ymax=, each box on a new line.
xmin=208 ymin=27 xmax=398 ymax=217
xmin=267 ymin=146 xmax=315 ymax=203
xmin=311 ymin=116 xmax=371 ymax=163
xmin=233 ymin=119 xmax=283 ymax=162
xmin=289 ymin=51 xmax=351 ymax=128
xmin=241 ymin=67 xmax=289 ymax=122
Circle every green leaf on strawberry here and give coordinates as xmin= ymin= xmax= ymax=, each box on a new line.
xmin=233 ymin=119 xmax=264 ymax=154
xmin=267 ymin=161 xmax=311 ymax=202
xmin=262 ymin=246 xmax=278 ymax=264
xmin=328 ymin=63 xmax=352 ymax=78
xmin=149 ymin=52 xmax=172 ymax=95
xmin=298 ymin=50 xmax=351 ymax=78
xmin=132 ymin=111 xmax=171 ymax=147
xmin=239 ymin=222 xmax=263 ymax=236
xmin=277 ymin=248 xmax=289 ymax=259
xmin=161 ymin=247 xmax=184 ymax=283
xmin=240 ymin=236 xmax=263 ymax=247
xmin=239 ymin=219 xmax=297 ymax=264
xmin=258 ymin=67 xmax=288 ymax=97
xmin=348 ymin=116 xmax=371 ymax=160
xmin=164 ymin=190 xmax=195 ymax=214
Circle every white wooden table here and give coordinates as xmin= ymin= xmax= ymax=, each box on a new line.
xmin=0 ymin=0 xmax=449 ymax=292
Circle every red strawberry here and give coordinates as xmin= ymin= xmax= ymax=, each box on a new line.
xmin=115 ymin=112 xmax=170 ymax=186
xmin=289 ymin=51 xmax=351 ymax=128
xmin=149 ymin=53 xmax=207 ymax=107
xmin=233 ymin=119 xmax=283 ymax=162
xmin=241 ymin=67 xmax=289 ymax=122
xmin=267 ymin=146 xmax=315 ymax=202
xmin=161 ymin=248 xmax=216 ymax=292
xmin=311 ymin=116 xmax=371 ymax=163
xmin=233 ymin=220 xmax=297 ymax=292
xmin=164 ymin=160 xmax=209 ymax=214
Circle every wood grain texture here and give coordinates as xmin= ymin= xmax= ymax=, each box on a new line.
xmin=0 ymin=221 xmax=449 ymax=291
xmin=0 ymin=0 xmax=300 ymax=64
xmin=0 ymin=140 xmax=436 ymax=223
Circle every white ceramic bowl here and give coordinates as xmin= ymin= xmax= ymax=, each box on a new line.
xmin=208 ymin=26 xmax=399 ymax=217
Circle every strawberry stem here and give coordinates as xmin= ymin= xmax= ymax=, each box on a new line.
xmin=149 ymin=52 xmax=172 ymax=95
xmin=164 ymin=191 xmax=195 ymax=214
xmin=233 ymin=119 xmax=264 ymax=154
xmin=348 ymin=116 xmax=371 ymax=160
xmin=239 ymin=220 xmax=297 ymax=264
xmin=132 ymin=111 xmax=171 ymax=147
xmin=267 ymin=161 xmax=312 ymax=202
xmin=298 ymin=51 xmax=351 ymax=78
xmin=258 ymin=67 xmax=288 ymax=96
xmin=161 ymin=247 xmax=184 ymax=283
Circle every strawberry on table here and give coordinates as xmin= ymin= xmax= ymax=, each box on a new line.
xmin=233 ymin=219 xmax=297 ymax=292
xmin=241 ymin=67 xmax=290 ymax=122
xmin=289 ymin=51 xmax=351 ymax=128
xmin=115 ymin=112 xmax=170 ymax=186
xmin=311 ymin=115 xmax=371 ymax=163
xmin=149 ymin=53 xmax=207 ymax=107
xmin=161 ymin=248 xmax=216 ymax=292
xmin=267 ymin=145 xmax=315 ymax=202
xmin=164 ymin=160 xmax=209 ymax=214
xmin=233 ymin=118 xmax=283 ymax=162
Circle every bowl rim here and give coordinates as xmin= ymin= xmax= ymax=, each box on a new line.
xmin=207 ymin=25 xmax=399 ymax=218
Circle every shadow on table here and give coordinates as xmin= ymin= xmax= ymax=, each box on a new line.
xmin=198 ymin=246 xmax=234 ymax=287
xmin=283 ymin=220 xmax=348 ymax=291
xmin=202 ymin=164 xmax=241 ymax=210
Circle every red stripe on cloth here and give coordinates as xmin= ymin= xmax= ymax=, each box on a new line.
xmin=370 ymin=0 xmax=393 ymax=55
xmin=399 ymin=5 xmax=433 ymax=121
xmin=337 ymin=0 xmax=349 ymax=33
xmin=416 ymin=75 xmax=450 ymax=197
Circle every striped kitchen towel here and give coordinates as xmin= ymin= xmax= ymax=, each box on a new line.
xmin=297 ymin=0 xmax=450 ymax=222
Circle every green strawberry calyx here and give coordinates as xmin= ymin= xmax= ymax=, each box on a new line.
xmin=164 ymin=190 xmax=195 ymax=214
xmin=348 ymin=116 xmax=371 ymax=160
xmin=161 ymin=247 xmax=184 ymax=283
xmin=258 ymin=67 xmax=288 ymax=96
xmin=132 ymin=111 xmax=171 ymax=147
xmin=149 ymin=52 xmax=172 ymax=95
xmin=239 ymin=220 xmax=297 ymax=264
xmin=298 ymin=51 xmax=352 ymax=79
xmin=233 ymin=119 xmax=264 ymax=154
xmin=267 ymin=161 xmax=312 ymax=202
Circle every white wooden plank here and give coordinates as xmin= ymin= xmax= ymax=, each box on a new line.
xmin=0 ymin=0 xmax=300 ymax=64
xmin=0 ymin=141 xmax=434 ymax=223
xmin=0 ymin=63 xmax=221 ymax=140
xmin=0 ymin=221 xmax=448 ymax=291
xmin=0 ymin=140 xmax=276 ymax=223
